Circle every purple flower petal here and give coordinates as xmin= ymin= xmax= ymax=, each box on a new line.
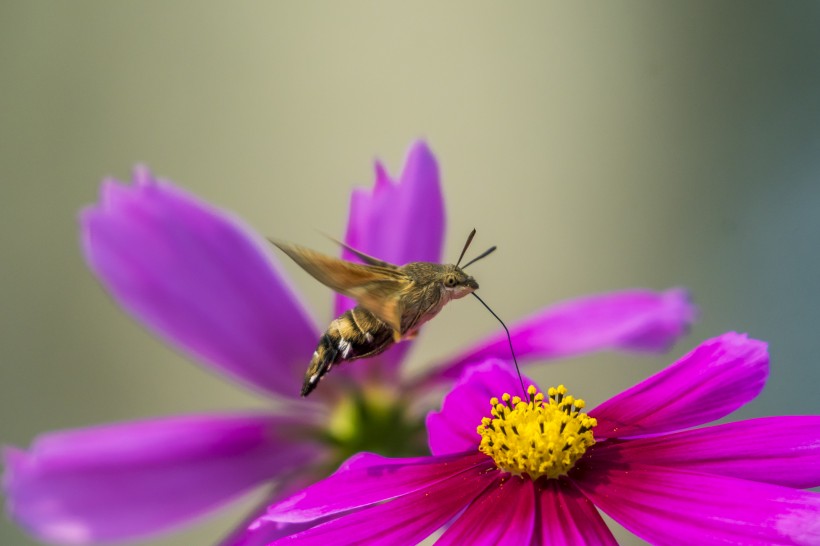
xmin=217 ymin=493 xmax=285 ymax=546
xmin=426 ymin=360 xmax=536 ymax=455
xmin=334 ymin=141 xmax=445 ymax=374
xmin=268 ymin=460 xmax=496 ymax=546
xmin=592 ymin=416 xmax=820 ymax=489
xmin=3 ymin=414 xmax=322 ymax=544
xmin=81 ymin=168 xmax=320 ymax=398
xmin=260 ymin=451 xmax=490 ymax=524
xmin=436 ymin=475 xmax=535 ymax=545
xmin=537 ymin=480 xmax=617 ymax=545
xmin=574 ymin=462 xmax=820 ymax=545
xmin=428 ymin=288 xmax=696 ymax=382
xmin=590 ymin=333 xmax=768 ymax=438
xmin=227 ymin=521 xmax=318 ymax=546
xmin=218 ymin=477 xmax=323 ymax=546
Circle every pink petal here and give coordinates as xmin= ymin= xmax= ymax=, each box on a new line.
xmin=334 ymin=141 xmax=446 ymax=374
xmin=436 ymin=475 xmax=535 ymax=545
xmin=3 ymin=414 xmax=321 ymax=544
xmin=426 ymin=359 xmax=535 ymax=456
xmin=590 ymin=332 xmax=768 ymax=438
xmin=218 ymin=476 xmax=324 ymax=546
xmin=268 ymin=459 xmax=497 ymax=546
xmin=537 ymin=480 xmax=617 ymax=545
xmin=260 ymin=451 xmax=490 ymax=524
xmin=81 ymin=168 xmax=320 ymax=398
xmin=574 ymin=462 xmax=820 ymax=545
xmin=217 ymin=493 xmax=283 ymax=546
xmin=592 ymin=416 xmax=820 ymax=489
xmin=226 ymin=521 xmax=318 ymax=546
xmin=428 ymin=288 xmax=696 ymax=382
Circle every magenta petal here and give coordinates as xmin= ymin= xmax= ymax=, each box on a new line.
xmin=268 ymin=459 xmax=496 ymax=546
xmin=260 ymin=451 xmax=490 ymax=524
xmin=82 ymin=168 xmax=319 ymax=397
xmin=430 ymin=288 xmax=696 ymax=381
xmin=334 ymin=141 xmax=445 ymax=373
xmin=537 ymin=480 xmax=617 ymax=545
xmin=436 ymin=476 xmax=535 ymax=545
xmin=217 ymin=493 xmax=290 ymax=546
xmin=592 ymin=416 xmax=820 ymax=488
xmin=3 ymin=414 xmax=321 ymax=544
xmin=590 ymin=332 xmax=768 ymax=438
xmin=218 ymin=477 xmax=324 ymax=546
xmin=574 ymin=462 xmax=820 ymax=545
xmin=426 ymin=360 xmax=536 ymax=456
xmin=227 ymin=520 xmax=317 ymax=546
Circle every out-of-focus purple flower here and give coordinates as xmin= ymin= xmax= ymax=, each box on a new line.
xmin=3 ymin=141 xmax=696 ymax=545
xmin=258 ymin=333 xmax=820 ymax=545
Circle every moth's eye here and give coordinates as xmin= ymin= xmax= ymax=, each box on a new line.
xmin=445 ymin=276 xmax=457 ymax=287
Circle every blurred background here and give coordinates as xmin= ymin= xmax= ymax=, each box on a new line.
xmin=2 ymin=2 xmax=820 ymax=545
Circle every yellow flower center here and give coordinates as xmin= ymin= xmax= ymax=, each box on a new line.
xmin=477 ymin=384 xmax=597 ymax=480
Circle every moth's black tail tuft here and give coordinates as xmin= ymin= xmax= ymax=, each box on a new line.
xmin=301 ymin=334 xmax=338 ymax=397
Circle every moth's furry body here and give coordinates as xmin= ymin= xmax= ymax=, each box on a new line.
xmin=304 ymin=306 xmax=394 ymax=396
xmin=273 ymin=241 xmax=479 ymax=396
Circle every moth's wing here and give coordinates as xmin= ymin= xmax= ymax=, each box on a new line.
xmin=323 ymin=235 xmax=397 ymax=269
xmin=352 ymin=279 xmax=411 ymax=334
xmin=271 ymin=240 xmax=408 ymax=331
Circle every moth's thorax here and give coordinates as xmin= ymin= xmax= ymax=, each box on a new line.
xmin=390 ymin=262 xmax=477 ymax=339
xmin=400 ymin=262 xmax=451 ymax=283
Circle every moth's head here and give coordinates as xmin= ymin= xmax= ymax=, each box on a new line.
xmin=441 ymin=265 xmax=479 ymax=299
xmin=437 ymin=228 xmax=495 ymax=299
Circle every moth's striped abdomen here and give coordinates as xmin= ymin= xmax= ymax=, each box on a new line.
xmin=301 ymin=307 xmax=394 ymax=396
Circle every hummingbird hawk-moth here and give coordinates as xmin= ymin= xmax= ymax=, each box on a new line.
xmin=272 ymin=230 xmax=495 ymax=396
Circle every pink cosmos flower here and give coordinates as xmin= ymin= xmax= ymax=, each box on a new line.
xmin=258 ymin=332 xmax=820 ymax=545
xmin=3 ymin=142 xmax=696 ymax=545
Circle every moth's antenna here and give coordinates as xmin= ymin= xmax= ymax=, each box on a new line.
xmin=462 ymin=246 xmax=497 ymax=269
xmin=471 ymin=293 xmax=527 ymax=397
xmin=455 ymin=228 xmax=477 ymax=268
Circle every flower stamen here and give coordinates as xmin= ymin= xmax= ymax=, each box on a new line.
xmin=477 ymin=384 xmax=596 ymax=480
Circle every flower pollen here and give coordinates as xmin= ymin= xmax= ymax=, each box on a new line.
xmin=477 ymin=384 xmax=596 ymax=480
